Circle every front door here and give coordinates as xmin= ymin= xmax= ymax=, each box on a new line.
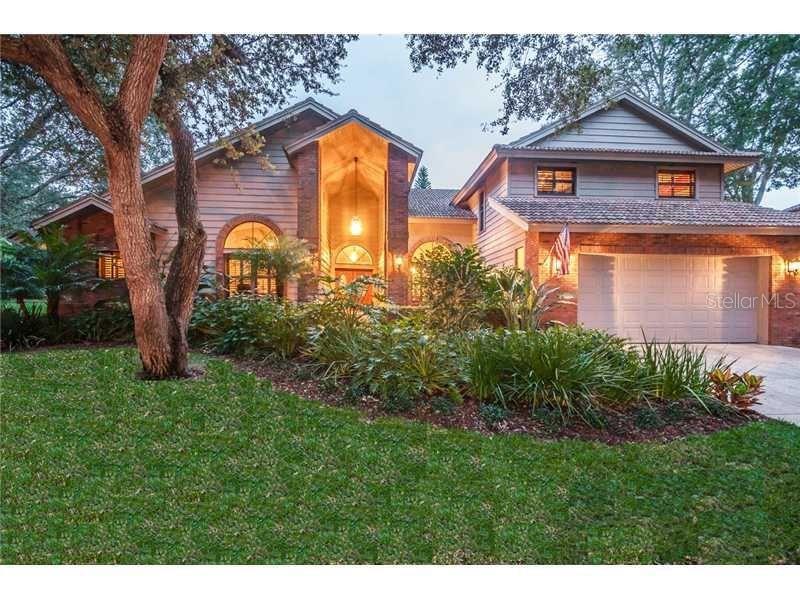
xmin=335 ymin=267 xmax=374 ymax=303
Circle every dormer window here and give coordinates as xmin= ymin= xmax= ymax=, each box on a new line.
xmin=537 ymin=167 xmax=576 ymax=196
xmin=658 ymin=170 xmax=696 ymax=199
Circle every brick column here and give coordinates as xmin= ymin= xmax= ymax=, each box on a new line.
xmin=296 ymin=142 xmax=320 ymax=301
xmin=386 ymin=146 xmax=411 ymax=304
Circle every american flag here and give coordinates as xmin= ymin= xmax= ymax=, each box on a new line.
xmin=552 ymin=224 xmax=570 ymax=275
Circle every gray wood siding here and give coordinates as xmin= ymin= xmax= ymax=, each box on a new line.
xmin=145 ymin=115 xmax=327 ymax=267
xmin=533 ymin=105 xmax=704 ymax=151
xmin=507 ymin=160 xmax=723 ymax=201
xmin=476 ymin=204 xmax=525 ymax=267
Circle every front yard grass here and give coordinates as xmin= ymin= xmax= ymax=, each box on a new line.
xmin=1 ymin=347 xmax=798 ymax=564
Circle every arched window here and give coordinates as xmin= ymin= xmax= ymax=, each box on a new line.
xmin=410 ymin=240 xmax=451 ymax=303
xmin=335 ymin=244 xmax=373 ymax=266
xmin=223 ymin=221 xmax=279 ymax=296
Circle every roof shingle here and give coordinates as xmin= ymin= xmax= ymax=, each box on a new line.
xmin=409 ymin=189 xmax=475 ymax=219
xmin=494 ymin=196 xmax=800 ymax=228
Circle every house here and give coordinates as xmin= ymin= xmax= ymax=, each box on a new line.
xmin=28 ymin=91 xmax=800 ymax=346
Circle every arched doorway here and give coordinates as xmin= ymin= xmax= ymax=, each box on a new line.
xmin=334 ymin=244 xmax=374 ymax=303
xmin=221 ymin=220 xmax=279 ymax=296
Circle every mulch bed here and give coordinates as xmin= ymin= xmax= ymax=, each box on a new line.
xmin=232 ymin=357 xmax=765 ymax=445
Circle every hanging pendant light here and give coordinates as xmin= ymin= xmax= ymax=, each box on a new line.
xmin=349 ymin=157 xmax=363 ymax=236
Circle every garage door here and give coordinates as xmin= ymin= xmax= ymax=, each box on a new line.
xmin=578 ymin=254 xmax=760 ymax=343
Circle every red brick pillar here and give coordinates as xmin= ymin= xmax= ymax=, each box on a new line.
xmin=386 ymin=146 xmax=411 ymax=305
xmin=296 ymin=142 xmax=320 ymax=301
xmin=525 ymin=228 xmax=540 ymax=284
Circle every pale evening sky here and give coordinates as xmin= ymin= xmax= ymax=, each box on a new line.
xmin=300 ymin=35 xmax=798 ymax=210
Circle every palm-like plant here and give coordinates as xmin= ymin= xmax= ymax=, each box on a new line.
xmin=18 ymin=225 xmax=98 ymax=321
xmin=0 ymin=238 xmax=42 ymax=318
xmin=231 ymin=235 xmax=312 ymax=297
xmin=489 ymin=267 xmax=573 ymax=331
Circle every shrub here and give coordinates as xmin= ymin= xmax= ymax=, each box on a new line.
xmin=0 ymin=305 xmax=47 ymax=350
xmin=709 ymin=368 xmax=764 ymax=409
xmin=479 ymin=403 xmax=508 ymax=424
xmin=462 ymin=326 xmax=644 ymax=422
xmin=65 ymin=301 xmax=135 ymax=343
xmin=189 ymin=295 xmax=307 ymax=359
xmin=487 ymin=267 xmax=574 ymax=331
xmin=639 ymin=338 xmax=722 ymax=409
xmin=413 ymin=244 xmax=492 ymax=330
xmin=306 ymin=321 xmax=463 ymax=409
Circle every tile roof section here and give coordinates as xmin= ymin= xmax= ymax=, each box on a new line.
xmin=494 ymin=196 xmax=800 ymax=228
xmin=409 ymin=189 xmax=475 ymax=219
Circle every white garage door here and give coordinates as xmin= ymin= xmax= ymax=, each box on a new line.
xmin=578 ymin=254 xmax=760 ymax=343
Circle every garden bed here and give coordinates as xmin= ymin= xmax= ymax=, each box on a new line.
xmin=234 ymin=357 xmax=764 ymax=445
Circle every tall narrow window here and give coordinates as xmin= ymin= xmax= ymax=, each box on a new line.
xmin=657 ymin=170 xmax=696 ymax=198
xmin=514 ymin=247 xmax=525 ymax=270
xmin=478 ymin=192 xmax=486 ymax=232
xmin=537 ymin=167 xmax=576 ymax=196
xmin=98 ymin=252 xmax=125 ymax=280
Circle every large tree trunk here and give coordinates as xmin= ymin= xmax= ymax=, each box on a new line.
xmin=157 ymin=104 xmax=207 ymax=377
xmin=105 ymin=145 xmax=175 ymax=378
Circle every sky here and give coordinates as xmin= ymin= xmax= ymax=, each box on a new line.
xmin=303 ymin=35 xmax=798 ymax=210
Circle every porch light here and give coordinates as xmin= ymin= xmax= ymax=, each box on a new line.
xmin=394 ymin=255 xmax=404 ymax=271
xmin=788 ymin=258 xmax=800 ymax=275
xmin=349 ymin=156 xmax=362 ymax=236
xmin=349 ymin=215 xmax=363 ymax=236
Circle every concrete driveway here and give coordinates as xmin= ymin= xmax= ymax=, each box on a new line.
xmin=695 ymin=344 xmax=800 ymax=425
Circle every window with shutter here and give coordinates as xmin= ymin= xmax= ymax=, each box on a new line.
xmin=537 ymin=167 xmax=576 ymax=196
xmin=97 ymin=253 xmax=125 ymax=279
xmin=657 ymin=170 xmax=696 ymax=198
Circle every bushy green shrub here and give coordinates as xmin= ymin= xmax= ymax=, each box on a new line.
xmin=413 ymin=244 xmax=492 ymax=330
xmin=639 ymin=337 xmax=721 ymax=409
xmin=462 ymin=326 xmax=644 ymax=422
xmin=306 ymin=320 xmax=463 ymax=409
xmin=487 ymin=267 xmax=573 ymax=331
xmin=1 ymin=305 xmax=47 ymax=350
xmin=189 ymin=295 xmax=308 ymax=359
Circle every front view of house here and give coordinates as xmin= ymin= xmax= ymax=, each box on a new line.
xmin=31 ymin=90 xmax=800 ymax=347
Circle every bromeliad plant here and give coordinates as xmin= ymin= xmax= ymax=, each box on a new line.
xmin=709 ymin=368 xmax=764 ymax=409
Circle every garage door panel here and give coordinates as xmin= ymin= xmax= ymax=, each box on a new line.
xmin=579 ymin=253 xmax=759 ymax=343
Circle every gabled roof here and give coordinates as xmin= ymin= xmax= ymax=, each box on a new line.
xmin=492 ymin=196 xmax=800 ymax=230
xmin=409 ymin=189 xmax=475 ymax=219
xmin=285 ymin=109 xmax=424 ymax=163
xmin=140 ymin=97 xmax=339 ymax=187
xmin=31 ymin=193 xmax=167 ymax=234
xmin=509 ymin=90 xmax=730 ymax=152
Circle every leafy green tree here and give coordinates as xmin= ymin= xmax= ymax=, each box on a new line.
xmin=414 ymin=165 xmax=432 ymax=189
xmin=0 ymin=238 xmax=42 ymax=318
xmin=604 ymin=35 xmax=800 ymax=204
xmin=1 ymin=35 xmax=356 ymax=378
xmin=17 ymin=225 xmax=98 ymax=321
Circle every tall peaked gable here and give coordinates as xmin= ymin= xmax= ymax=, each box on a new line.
xmin=510 ymin=91 xmax=728 ymax=153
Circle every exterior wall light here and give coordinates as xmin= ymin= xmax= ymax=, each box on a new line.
xmin=393 ymin=254 xmax=404 ymax=271
xmin=788 ymin=258 xmax=800 ymax=275
xmin=349 ymin=216 xmax=363 ymax=236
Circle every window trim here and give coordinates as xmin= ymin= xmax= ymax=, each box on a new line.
xmin=477 ymin=192 xmax=486 ymax=232
xmin=514 ymin=246 xmax=525 ymax=270
xmin=657 ymin=169 xmax=697 ymax=199
xmin=97 ymin=252 xmax=125 ymax=280
xmin=536 ymin=166 xmax=577 ymax=197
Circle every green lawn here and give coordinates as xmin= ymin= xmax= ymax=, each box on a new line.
xmin=2 ymin=348 xmax=799 ymax=564
xmin=1 ymin=298 xmax=46 ymax=313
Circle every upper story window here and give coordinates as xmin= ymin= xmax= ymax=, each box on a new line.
xmin=477 ymin=192 xmax=487 ymax=232
xmin=657 ymin=170 xmax=696 ymax=199
xmin=98 ymin=252 xmax=125 ymax=280
xmin=537 ymin=167 xmax=576 ymax=196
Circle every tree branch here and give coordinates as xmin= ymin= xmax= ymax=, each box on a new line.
xmin=116 ymin=35 xmax=169 ymax=138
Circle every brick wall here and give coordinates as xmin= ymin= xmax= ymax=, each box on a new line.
xmin=535 ymin=231 xmax=800 ymax=347
xmin=59 ymin=210 xmax=128 ymax=315
xmin=295 ymin=141 xmax=320 ymax=300
xmin=387 ymin=145 xmax=411 ymax=304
